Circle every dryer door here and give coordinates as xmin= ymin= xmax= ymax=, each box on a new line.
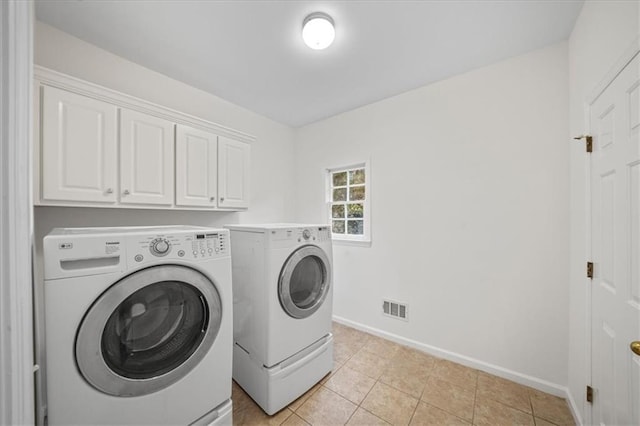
xmin=278 ymin=245 xmax=332 ymax=319
xmin=75 ymin=265 xmax=222 ymax=397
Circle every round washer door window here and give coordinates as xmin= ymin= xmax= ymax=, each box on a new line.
xmin=76 ymin=265 xmax=222 ymax=397
xmin=279 ymin=245 xmax=332 ymax=319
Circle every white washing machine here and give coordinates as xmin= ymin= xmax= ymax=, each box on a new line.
xmin=43 ymin=226 xmax=233 ymax=425
xmin=226 ymin=224 xmax=334 ymax=415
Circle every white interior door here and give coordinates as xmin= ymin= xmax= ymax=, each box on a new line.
xmin=120 ymin=109 xmax=174 ymax=205
xmin=590 ymin=51 xmax=640 ymax=426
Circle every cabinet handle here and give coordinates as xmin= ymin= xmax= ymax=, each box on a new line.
xmin=220 ymin=197 xmax=224 ymax=203
xmin=105 ymin=188 xmax=113 ymax=194
xmin=210 ymin=196 xmax=215 ymax=202
xmin=123 ymin=189 xmax=130 ymax=195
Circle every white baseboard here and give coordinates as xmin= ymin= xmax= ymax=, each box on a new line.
xmin=333 ymin=315 xmax=577 ymax=414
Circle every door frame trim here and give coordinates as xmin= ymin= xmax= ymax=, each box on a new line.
xmin=584 ymin=34 xmax=640 ymax=426
xmin=587 ymin=37 xmax=640 ymax=105
xmin=0 ymin=1 xmax=35 ymax=424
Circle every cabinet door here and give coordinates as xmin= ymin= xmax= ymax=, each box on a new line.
xmin=41 ymin=86 xmax=117 ymax=203
xmin=120 ymin=109 xmax=174 ymax=205
xmin=175 ymin=125 xmax=218 ymax=207
xmin=218 ymin=136 xmax=250 ymax=209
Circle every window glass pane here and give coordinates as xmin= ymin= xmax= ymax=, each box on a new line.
xmin=333 ymin=188 xmax=347 ymax=202
xmin=331 ymin=204 xmax=345 ymax=218
xmin=349 ymin=169 xmax=365 ymax=185
xmin=332 ymin=220 xmax=345 ymax=234
xmin=349 ymin=185 xmax=365 ymax=201
xmin=332 ymin=172 xmax=347 ymax=186
xmin=347 ymin=220 xmax=364 ymax=235
xmin=347 ymin=203 xmax=363 ymax=218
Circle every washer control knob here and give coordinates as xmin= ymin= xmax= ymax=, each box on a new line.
xmin=150 ymin=238 xmax=171 ymax=256
xmin=302 ymin=229 xmax=311 ymax=240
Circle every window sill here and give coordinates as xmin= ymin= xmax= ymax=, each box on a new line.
xmin=331 ymin=238 xmax=372 ymax=248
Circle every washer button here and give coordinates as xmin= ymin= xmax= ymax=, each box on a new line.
xmin=134 ymin=254 xmax=143 ymax=262
xmin=178 ymin=250 xmax=185 ymax=257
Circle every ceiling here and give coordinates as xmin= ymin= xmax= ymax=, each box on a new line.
xmin=35 ymin=0 xmax=584 ymax=128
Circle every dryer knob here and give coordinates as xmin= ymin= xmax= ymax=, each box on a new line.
xmin=302 ymin=229 xmax=311 ymax=240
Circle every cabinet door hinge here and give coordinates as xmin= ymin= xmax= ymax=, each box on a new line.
xmin=587 ymin=262 xmax=594 ymax=279
xmin=586 ymin=385 xmax=594 ymax=403
xmin=574 ymin=135 xmax=593 ymax=153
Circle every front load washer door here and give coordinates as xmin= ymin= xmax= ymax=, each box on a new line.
xmin=75 ymin=265 xmax=222 ymax=397
xmin=278 ymin=245 xmax=332 ymax=319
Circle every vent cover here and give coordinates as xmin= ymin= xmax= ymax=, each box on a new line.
xmin=382 ymin=299 xmax=408 ymax=321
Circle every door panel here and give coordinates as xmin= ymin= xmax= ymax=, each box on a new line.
xmin=590 ymin=52 xmax=640 ymax=426
xmin=41 ymin=86 xmax=117 ymax=203
xmin=120 ymin=109 xmax=174 ymax=205
xmin=175 ymin=125 xmax=218 ymax=207
xmin=218 ymin=136 xmax=250 ymax=209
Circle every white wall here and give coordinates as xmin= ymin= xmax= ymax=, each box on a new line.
xmin=567 ymin=1 xmax=639 ymax=423
xmin=294 ymin=43 xmax=570 ymax=390
xmin=34 ymin=22 xmax=297 ymax=236
xmin=32 ymin=21 xmax=297 ymax=421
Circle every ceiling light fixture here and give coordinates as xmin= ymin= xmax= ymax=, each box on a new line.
xmin=302 ymin=12 xmax=335 ymax=50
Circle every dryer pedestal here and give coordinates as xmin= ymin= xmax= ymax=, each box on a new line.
xmin=233 ymin=334 xmax=333 ymax=415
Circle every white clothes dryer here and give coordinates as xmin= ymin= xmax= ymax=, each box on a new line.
xmin=43 ymin=226 xmax=233 ymax=425
xmin=226 ymin=224 xmax=334 ymax=414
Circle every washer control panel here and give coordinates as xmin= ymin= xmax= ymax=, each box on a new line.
xmin=188 ymin=231 xmax=228 ymax=259
xmin=130 ymin=229 xmax=229 ymax=264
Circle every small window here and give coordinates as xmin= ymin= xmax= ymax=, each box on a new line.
xmin=327 ymin=162 xmax=370 ymax=243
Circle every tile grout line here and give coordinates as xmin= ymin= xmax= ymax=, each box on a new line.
xmin=471 ymin=374 xmax=478 ymax=426
xmin=529 ymin=390 xmax=536 ymax=426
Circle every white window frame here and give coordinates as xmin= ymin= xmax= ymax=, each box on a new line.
xmin=325 ymin=161 xmax=371 ymax=245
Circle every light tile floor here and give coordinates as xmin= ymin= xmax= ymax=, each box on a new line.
xmin=232 ymin=322 xmax=575 ymax=426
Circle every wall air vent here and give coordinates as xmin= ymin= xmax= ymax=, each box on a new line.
xmin=382 ymin=299 xmax=408 ymax=321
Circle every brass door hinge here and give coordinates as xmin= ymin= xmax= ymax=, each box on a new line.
xmin=587 ymin=262 xmax=594 ymax=279
xmin=574 ymin=135 xmax=593 ymax=153
xmin=586 ymin=385 xmax=594 ymax=403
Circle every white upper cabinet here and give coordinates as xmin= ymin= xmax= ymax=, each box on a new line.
xmin=41 ymin=86 xmax=118 ymax=203
xmin=35 ymin=67 xmax=253 ymax=211
xmin=175 ymin=124 xmax=218 ymax=207
xmin=120 ymin=109 xmax=174 ymax=205
xmin=218 ymin=136 xmax=250 ymax=209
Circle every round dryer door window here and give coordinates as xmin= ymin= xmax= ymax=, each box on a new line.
xmin=75 ymin=265 xmax=222 ymax=397
xmin=279 ymin=245 xmax=332 ymax=319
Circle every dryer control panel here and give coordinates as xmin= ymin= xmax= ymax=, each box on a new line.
xmin=295 ymin=226 xmax=331 ymax=243
xmin=268 ymin=226 xmax=331 ymax=249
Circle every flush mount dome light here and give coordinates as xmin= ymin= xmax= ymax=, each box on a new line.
xmin=302 ymin=12 xmax=335 ymax=50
